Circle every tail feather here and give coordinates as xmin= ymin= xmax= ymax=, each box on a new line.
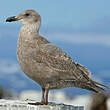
xmin=89 ymin=80 xmax=110 ymax=94
xmin=70 ymin=80 xmax=104 ymax=93
xmin=72 ymin=80 xmax=109 ymax=93
xmin=93 ymin=80 xmax=110 ymax=89
xmin=63 ymin=79 xmax=110 ymax=94
xmin=76 ymin=64 xmax=110 ymax=93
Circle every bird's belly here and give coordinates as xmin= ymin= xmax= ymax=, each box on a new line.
xmin=17 ymin=54 xmax=77 ymax=89
xmin=17 ymin=56 xmax=46 ymax=86
xmin=17 ymin=48 xmax=58 ymax=88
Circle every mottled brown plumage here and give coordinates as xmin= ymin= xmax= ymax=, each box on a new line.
xmin=6 ymin=10 xmax=109 ymax=105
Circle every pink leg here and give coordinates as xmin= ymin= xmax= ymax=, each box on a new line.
xmin=28 ymin=88 xmax=47 ymax=105
xmin=45 ymin=89 xmax=49 ymax=105
xmin=41 ymin=88 xmax=45 ymax=103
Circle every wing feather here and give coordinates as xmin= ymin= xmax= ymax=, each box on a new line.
xmin=34 ymin=43 xmax=91 ymax=81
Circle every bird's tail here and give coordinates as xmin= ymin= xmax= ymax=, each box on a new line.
xmin=90 ymin=80 xmax=110 ymax=94
xmin=78 ymin=79 xmax=110 ymax=94
xmin=72 ymin=79 xmax=110 ymax=94
xmin=75 ymin=63 xmax=110 ymax=93
xmin=75 ymin=64 xmax=110 ymax=93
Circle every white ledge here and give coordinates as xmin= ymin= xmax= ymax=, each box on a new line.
xmin=0 ymin=99 xmax=84 ymax=110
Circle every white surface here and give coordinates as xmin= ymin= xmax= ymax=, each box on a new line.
xmin=19 ymin=90 xmax=110 ymax=110
xmin=0 ymin=99 xmax=84 ymax=110
xmin=19 ymin=90 xmax=91 ymax=109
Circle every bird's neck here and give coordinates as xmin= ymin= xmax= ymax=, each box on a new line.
xmin=20 ymin=21 xmax=41 ymax=36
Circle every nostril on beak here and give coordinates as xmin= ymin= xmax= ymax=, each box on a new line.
xmin=6 ymin=16 xmax=17 ymax=22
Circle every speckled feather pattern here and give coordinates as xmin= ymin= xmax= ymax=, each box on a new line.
xmin=12 ymin=10 xmax=108 ymax=93
xmin=17 ymin=23 xmax=93 ymax=90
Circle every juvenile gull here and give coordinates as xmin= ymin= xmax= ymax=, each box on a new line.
xmin=6 ymin=10 xmax=109 ymax=105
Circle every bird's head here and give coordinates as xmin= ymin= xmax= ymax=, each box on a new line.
xmin=6 ymin=10 xmax=41 ymax=33
xmin=6 ymin=10 xmax=41 ymax=26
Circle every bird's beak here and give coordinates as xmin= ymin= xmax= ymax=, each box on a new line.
xmin=6 ymin=16 xmax=18 ymax=22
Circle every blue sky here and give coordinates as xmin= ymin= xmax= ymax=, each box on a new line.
xmin=0 ymin=0 xmax=110 ymax=31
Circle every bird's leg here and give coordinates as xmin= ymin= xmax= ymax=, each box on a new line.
xmin=28 ymin=88 xmax=46 ymax=105
xmin=41 ymin=88 xmax=45 ymax=103
xmin=44 ymin=89 xmax=49 ymax=105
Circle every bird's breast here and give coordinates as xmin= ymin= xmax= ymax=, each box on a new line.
xmin=17 ymin=35 xmax=39 ymax=75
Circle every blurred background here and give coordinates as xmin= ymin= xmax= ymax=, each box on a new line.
xmin=0 ymin=0 xmax=110 ymax=109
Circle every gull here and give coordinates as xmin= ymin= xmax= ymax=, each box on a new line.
xmin=6 ymin=10 xmax=109 ymax=105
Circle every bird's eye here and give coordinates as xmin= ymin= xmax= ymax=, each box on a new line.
xmin=25 ymin=13 xmax=30 ymax=16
